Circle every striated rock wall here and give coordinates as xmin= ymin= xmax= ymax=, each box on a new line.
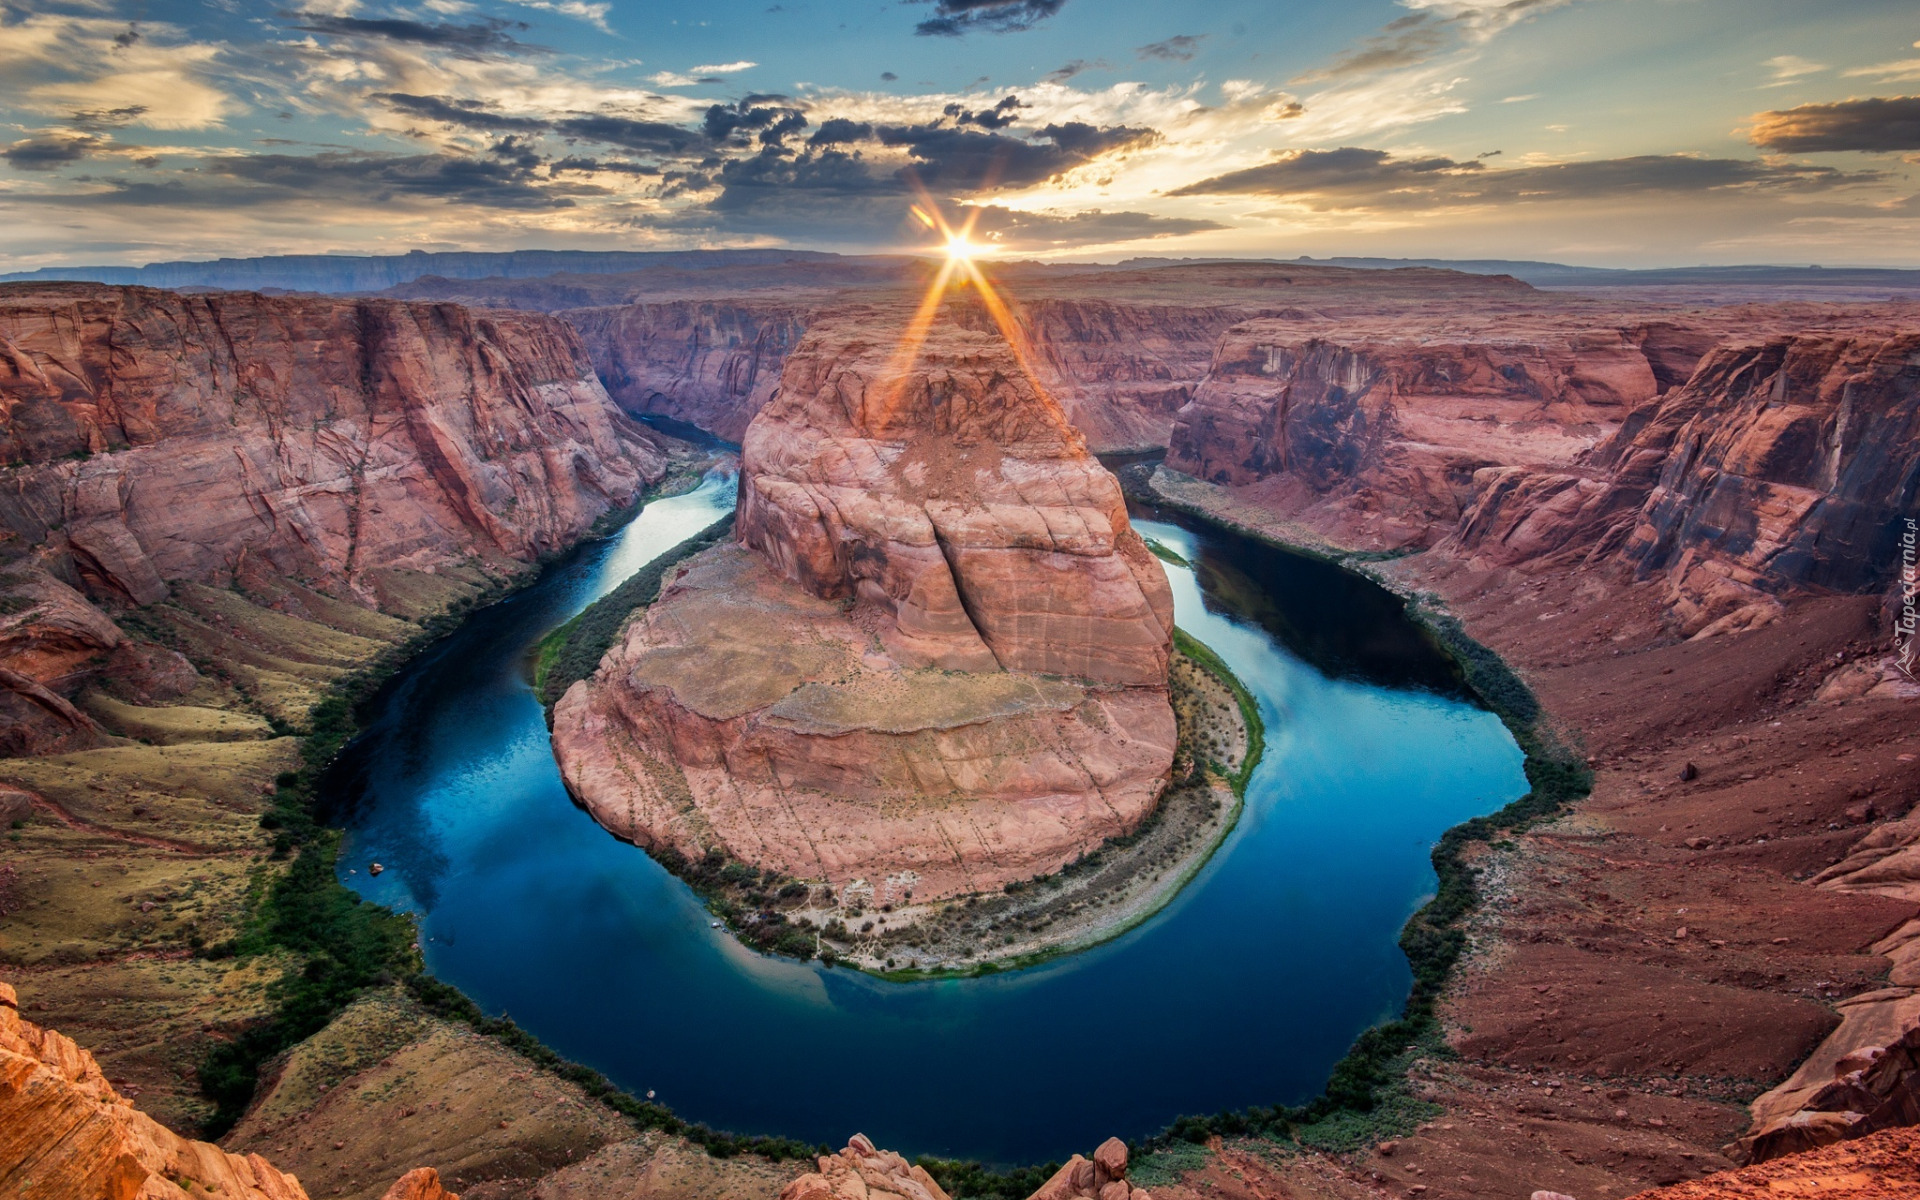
xmin=1453 ymin=333 xmax=1920 ymax=635
xmin=563 ymin=299 xmax=815 ymax=442
xmin=553 ymin=312 xmax=1176 ymax=901
xmin=562 ymin=295 xmax=1240 ymax=452
xmin=0 ymin=979 xmax=316 ymax=1200
xmin=0 ymin=284 xmax=668 ymax=608
xmin=1164 ymin=315 xmax=1667 ymax=548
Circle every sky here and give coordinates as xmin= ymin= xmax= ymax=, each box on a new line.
xmin=3 ymin=0 xmax=1919 ymax=268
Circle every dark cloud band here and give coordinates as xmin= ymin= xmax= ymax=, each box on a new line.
xmin=1750 ymin=96 xmax=1920 ymax=154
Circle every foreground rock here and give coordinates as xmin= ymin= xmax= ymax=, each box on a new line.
xmin=1625 ymin=1125 xmax=1920 ymax=1199
xmin=783 ymin=1135 xmax=1151 ymax=1200
xmin=3 ymin=978 xmax=313 ymax=1199
xmin=554 ymin=314 xmax=1175 ymax=903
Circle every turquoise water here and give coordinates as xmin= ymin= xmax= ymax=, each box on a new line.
xmin=328 ymin=469 xmax=1526 ymax=1164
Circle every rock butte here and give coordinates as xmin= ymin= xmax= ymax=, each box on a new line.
xmin=553 ymin=313 xmax=1176 ymax=901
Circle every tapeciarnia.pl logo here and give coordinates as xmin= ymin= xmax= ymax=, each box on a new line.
xmin=1900 ymin=517 xmax=1918 ymax=681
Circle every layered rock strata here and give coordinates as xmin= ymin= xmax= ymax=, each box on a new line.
xmin=2 ymin=981 xmax=466 ymax=1200
xmin=0 ymin=283 xmax=669 ymax=754
xmin=0 ymin=284 xmax=668 ymax=606
xmin=1452 ymin=332 xmax=1920 ymax=636
xmin=553 ymin=316 xmax=1175 ymax=901
xmin=1164 ymin=313 xmax=1677 ymax=549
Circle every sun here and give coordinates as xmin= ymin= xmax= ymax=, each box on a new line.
xmin=944 ymin=233 xmax=979 ymax=263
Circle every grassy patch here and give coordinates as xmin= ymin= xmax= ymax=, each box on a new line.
xmin=1143 ymin=537 xmax=1191 ymax=568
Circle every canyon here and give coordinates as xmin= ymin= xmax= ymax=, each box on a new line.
xmin=5 ymin=258 xmax=1920 ymax=1200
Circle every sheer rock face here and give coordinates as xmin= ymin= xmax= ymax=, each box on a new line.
xmin=553 ymin=316 xmax=1175 ymax=901
xmin=1452 ymin=334 xmax=1920 ymax=635
xmin=1164 ymin=315 xmax=1665 ymax=549
xmin=738 ymin=319 xmax=1175 ymax=686
xmin=562 ymin=296 xmax=1238 ymax=452
xmin=0 ymin=284 xmax=667 ymax=607
xmin=564 ymin=299 xmax=814 ymax=442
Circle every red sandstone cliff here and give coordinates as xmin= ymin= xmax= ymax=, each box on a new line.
xmin=552 ymin=312 xmax=1176 ymax=901
xmin=0 ymin=283 xmax=671 ymax=754
xmin=1 ymin=981 xmax=461 ymax=1200
xmin=1163 ymin=312 xmax=1678 ymax=549
xmin=563 ymin=299 xmax=815 ymax=443
xmin=1451 ymin=332 xmax=1920 ymax=635
xmin=0 ymin=284 xmax=668 ymax=603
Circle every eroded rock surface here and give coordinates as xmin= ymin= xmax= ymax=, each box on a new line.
xmin=0 ymin=284 xmax=668 ymax=607
xmin=554 ymin=315 xmax=1175 ymax=900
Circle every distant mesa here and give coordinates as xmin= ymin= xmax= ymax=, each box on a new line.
xmin=551 ymin=308 xmax=1177 ymax=902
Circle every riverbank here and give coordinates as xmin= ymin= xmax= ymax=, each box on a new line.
xmin=1111 ymin=465 xmax=1920 ymax=1200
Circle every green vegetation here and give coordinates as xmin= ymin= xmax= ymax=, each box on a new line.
xmin=1143 ymin=536 xmax=1191 ymax=568
xmin=916 ymin=1158 xmax=1065 ymax=1200
xmin=532 ymin=513 xmax=735 ymax=707
xmin=1173 ymin=627 xmax=1263 ymax=794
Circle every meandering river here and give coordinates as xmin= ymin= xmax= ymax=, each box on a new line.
xmin=327 ymin=464 xmax=1526 ymax=1164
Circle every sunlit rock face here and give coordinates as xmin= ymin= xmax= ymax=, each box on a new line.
xmin=553 ymin=312 xmax=1176 ymax=902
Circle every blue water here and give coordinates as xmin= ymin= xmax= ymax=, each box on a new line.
xmin=328 ymin=468 xmax=1526 ymax=1164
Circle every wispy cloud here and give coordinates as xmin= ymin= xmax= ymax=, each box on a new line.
xmin=1760 ymin=54 xmax=1825 ymax=88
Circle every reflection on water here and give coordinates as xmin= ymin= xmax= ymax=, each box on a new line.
xmin=328 ymin=473 xmax=1525 ymax=1164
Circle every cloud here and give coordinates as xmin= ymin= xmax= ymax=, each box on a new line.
xmin=915 ymin=0 xmax=1066 ymax=37
xmin=1749 ymin=95 xmax=1920 ymax=152
xmin=283 ymin=13 xmax=548 ymax=56
xmin=704 ymin=97 xmax=808 ymax=146
xmin=807 ymin=118 xmax=873 ymax=146
xmin=692 ymin=61 xmax=758 ymax=74
xmin=1760 ymin=55 xmax=1825 ymax=87
xmin=512 ymin=1 xmax=613 ymax=33
xmin=945 ymin=95 xmax=1026 ymax=129
xmin=880 ymin=120 xmax=1157 ymax=189
xmin=1168 ymin=146 xmax=1872 ymax=210
xmin=1044 ymin=59 xmax=1109 ymax=83
xmin=553 ymin=113 xmax=710 ymax=154
xmin=1844 ymin=50 xmax=1920 ymax=86
xmin=1137 ymin=36 xmax=1204 ymax=63
xmin=4 ymin=133 xmax=104 ymax=171
xmin=1 ymin=13 xmax=236 ymax=130
xmin=68 ymin=105 xmax=149 ymax=131
xmin=1294 ymin=15 xmax=1448 ymax=83
xmin=958 ymin=202 xmax=1225 ymax=247
xmin=376 ymin=92 xmax=550 ymax=132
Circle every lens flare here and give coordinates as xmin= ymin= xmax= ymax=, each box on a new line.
xmin=944 ymin=234 xmax=978 ymax=263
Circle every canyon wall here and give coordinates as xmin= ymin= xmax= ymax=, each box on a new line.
xmin=1451 ymin=332 xmax=1920 ymax=634
xmin=0 ymin=283 xmax=670 ymax=755
xmin=0 ymin=284 xmax=669 ymax=605
xmin=553 ymin=312 xmax=1176 ymax=901
xmin=563 ymin=299 xmax=816 ymax=442
xmin=1163 ymin=314 xmax=1674 ymax=549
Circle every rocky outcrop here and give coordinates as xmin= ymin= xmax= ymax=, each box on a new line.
xmin=564 ymin=296 xmax=1241 ymax=452
xmin=0 ymin=284 xmax=669 ymax=609
xmin=784 ymin=1135 xmax=1151 ymax=1200
xmin=1164 ymin=314 xmax=1669 ymax=549
xmin=1 ymin=979 xmax=314 ymax=1200
xmin=1627 ymin=1126 xmax=1920 ymax=1199
xmin=553 ymin=314 xmax=1175 ymax=901
xmin=564 ymin=300 xmax=815 ymax=442
xmin=2 ymin=981 xmax=466 ymax=1200
xmin=738 ymin=318 xmax=1174 ymax=684
xmin=966 ymin=300 xmax=1246 ymax=452
xmin=781 ymin=1135 xmax=953 ymax=1200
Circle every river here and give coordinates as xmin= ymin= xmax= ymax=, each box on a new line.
xmin=327 ymin=465 xmax=1526 ymax=1164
